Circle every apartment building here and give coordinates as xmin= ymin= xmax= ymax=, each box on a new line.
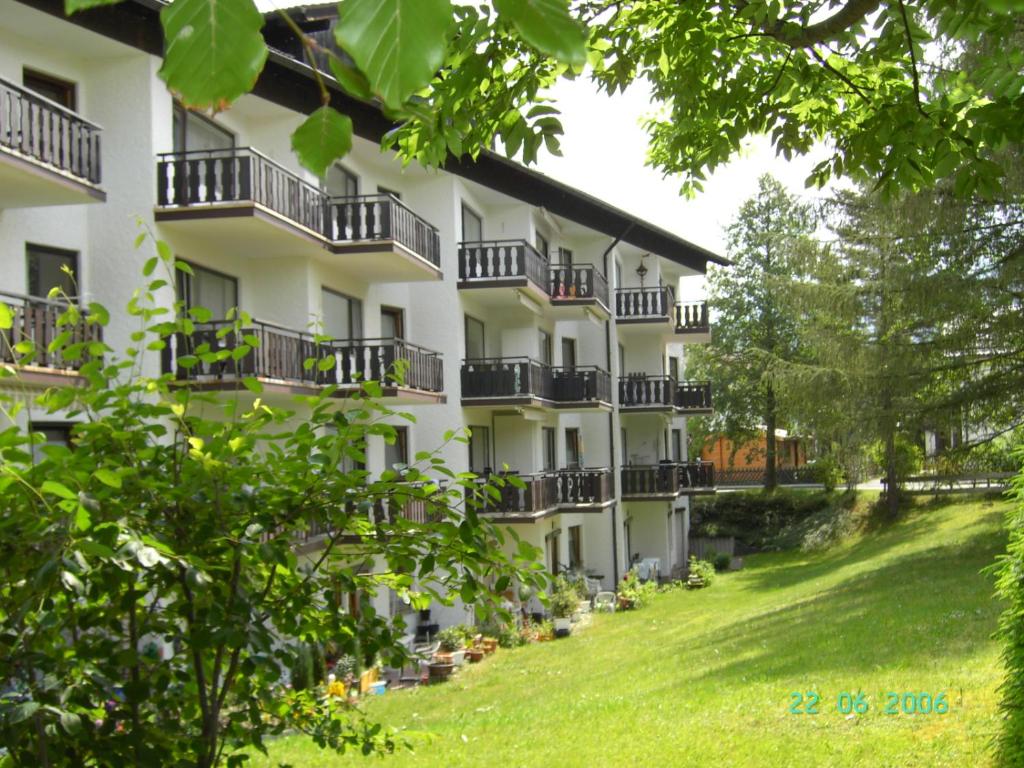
xmin=0 ymin=0 xmax=727 ymax=628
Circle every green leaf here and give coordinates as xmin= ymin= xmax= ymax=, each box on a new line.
xmin=9 ymin=701 xmax=39 ymax=724
xmin=328 ymin=57 xmax=373 ymax=101
xmin=60 ymin=711 xmax=82 ymax=735
xmin=0 ymin=303 xmax=12 ymax=330
xmin=291 ymin=106 xmax=354 ymax=177
xmin=87 ymin=302 xmax=110 ymax=326
xmin=143 ymin=256 xmax=158 ymax=277
xmin=493 ymin=0 xmax=586 ymax=67
xmin=336 ymin=0 xmax=453 ymax=110
xmin=74 ymin=505 xmax=91 ymax=532
xmin=94 ymin=468 xmax=122 ymax=489
xmin=241 ymin=377 xmax=263 ymax=394
xmin=42 ymin=480 xmax=77 ymax=500
xmin=159 ymin=0 xmax=269 ymax=109
xmin=65 ymin=0 xmax=122 ymax=13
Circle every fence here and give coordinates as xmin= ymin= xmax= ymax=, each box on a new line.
xmin=690 ymin=537 xmax=735 ymax=561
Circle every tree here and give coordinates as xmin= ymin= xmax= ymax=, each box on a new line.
xmin=0 ymin=239 xmax=545 ymax=766
xmin=63 ymin=0 xmax=1024 ymax=196
xmin=687 ymin=175 xmax=817 ymax=490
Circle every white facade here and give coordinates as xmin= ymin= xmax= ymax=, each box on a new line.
xmin=0 ymin=0 xmax=720 ymax=627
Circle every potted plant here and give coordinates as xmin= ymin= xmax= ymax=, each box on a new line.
xmin=437 ymin=626 xmax=466 ymax=666
xmin=549 ymin=576 xmax=578 ymax=637
xmin=427 ymin=658 xmax=455 ymax=683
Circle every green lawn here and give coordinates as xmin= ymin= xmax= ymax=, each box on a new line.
xmin=255 ymin=496 xmax=1009 ymax=767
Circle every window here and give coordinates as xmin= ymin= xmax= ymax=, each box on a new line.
xmin=326 ymin=165 xmax=359 ymax=197
xmin=378 ymin=185 xmax=401 ymax=200
xmin=24 ymin=69 xmax=76 ymax=109
xmin=561 ymin=338 xmax=576 ymax=369
xmin=538 ymin=330 xmax=552 ymax=366
xmin=468 ymin=425 xmax=491 ymax=473
xmin=668 ymin=356 xmax=680 ymax=381
xmin=30 ymin=422 xmax=72 ymax=463
xmin=177 ymin=261 xmax=238 ymax=319
xmin=381 ymin=307 xmax=404 ymax=340
xmin=535 ymin=232 xmax=549 ymax=260
xmin=385 ymin=426 xmax=409 ymax=469
xmin=461 ymin=203 xmax=483 ymax=242
xmin=557 ymin=247 xmax=573 ymax=266
xmin=672 ymin=429 xmax=683 ymax=462
xmin=542 ymin=427 xmax=556 ymax=472
xmin=624 ymin=519 xmax=633 ymax=564
xmin=321 ymin=288 xmax=362 ymax=340
xmin=172 ymin=103 xmax=234 ymax=153
xmin=547 ymin=529 xmax=560 ymax=575
xmin=568 ymin=525 xmax=582 ymax=570
xmin=615 ymin=261 xmax=623 ymax=290
xmin=27 ymin=244 xmax=77 ymax=299
xmin=565 ymin=428 xmax=581 ymax=469
xmin=618 ymin=343 xmax=625 ymax=375
xmin=465 ymin=315 xmax=485 ymax=358
xmin=621 ymin=428 xmax=628 ymax=464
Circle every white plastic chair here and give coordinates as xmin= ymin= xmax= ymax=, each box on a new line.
xmin=594 ymin=591 xmax=616 ymax=613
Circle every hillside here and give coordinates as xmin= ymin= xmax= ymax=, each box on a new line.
xmin=257 ymin=496 xmax=1009 ymax=767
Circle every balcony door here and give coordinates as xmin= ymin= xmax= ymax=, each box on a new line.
xmin=326 ymin=165 xmax=359 ymax=197
xmin=322 ymin=287 xmax=362 ymax=341
xmin=538 ymin=329 xmax=552 ymax=366
xmin=381 ymin=307 xmax=404 ymax=340
xmin=672 ymin=429 xmax=683 ymax=462
xmin=561 ymin=337 xmax=576 ymax=369
xmin=465 ymin=315 xmax=485 ymax=359
xmin=568 ymin=525 xmax=582 ymax=570
xmin=542 ymin=427 xmax=556 ymax=472
xmin=565 ymin=428 xmax=581 ymax=469
xmin=546 ymin=529 xmax=561 ymax=575
xmin=172 ymin=104 xmax=234 ymax=153
xmin=461 ymin=203 xmax=483 ymax=242
xmin=23 ymin=69 xmax=76 ymax=110
xmin=27 ymin=244 xmax=77 ymax=300
xmin=468 ymin=425 xmax=490 ymax=474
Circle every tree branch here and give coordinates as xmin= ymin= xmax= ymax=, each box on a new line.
xmin=736 ymin=0 xmax=884 ymax=48
xmin=896 ymin=0 xmax=927 ymax=116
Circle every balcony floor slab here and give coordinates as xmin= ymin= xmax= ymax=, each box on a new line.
xmin=0 ymin=149 xmax=105 ymax=207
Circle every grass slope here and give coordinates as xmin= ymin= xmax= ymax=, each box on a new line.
xmin=256 ymin=496 xmax=1008 ymax=767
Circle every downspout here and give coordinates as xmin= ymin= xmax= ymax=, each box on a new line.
xmin=603 ymin=223 xmax=634 ymax=587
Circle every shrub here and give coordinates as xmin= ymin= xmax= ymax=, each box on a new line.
xmin=688 ymin=557 xmax=716 ymax=587
xmin=868 ymin=434 xmax=923 ymax=478
xmin=713 ymin=552 xmax=732 ymax=572
xmin=549 ymin=575 xmax=580 ymax=618
xmin=808 ymin=454 xmax=844 ymax=491
xmin=437 ymin=626 xmax=465 ymax=653
xmin=291 ymin=644 xmax=315 ymax=691
xmin=617 ymin=568 xmax=658 ymax=608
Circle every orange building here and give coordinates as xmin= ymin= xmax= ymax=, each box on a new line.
xmin=701 ymin=429 xmax=806 ymax=470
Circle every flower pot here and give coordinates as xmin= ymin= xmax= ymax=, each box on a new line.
xmin=481 ymin=638 xmax=498 ymax=654
xmin=553 ymin=617 xmax=571 ymax=637
xmin=450 ymin=649 xmax=466 ymax=667
xmin=427 ymin=662 xmax=454 ymax=683
xmin=433 ymin=652 xmax=454 ymax=665
xmin=466 ymin=648 xmax=485 ymax=663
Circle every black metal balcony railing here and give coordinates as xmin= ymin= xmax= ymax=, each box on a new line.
xmin=162 ymin=320 xmax=443 ymax=393
xmin=675 ymin=381 xmax=713 ymax=411
xmin=549 ymin=264 xmax=609 ymax=308
xmin=157 ymin=148 xmax=327 ymax=234
xmin=619 ymin=374 xmax=676 ymax=408
xmin=553 ymin=366 xmax=612 ymax=404
xmin=0 ymin=77 xmax=102 ymax=185
xmin=615 ymin=285 xmax=675 ymax=320
xmin=327 ymin=194 xmax=441 ymax=268
xmin=458 ymin=239 xmax=548 ymax=287
xmin=0 ymin=291 xmax=101 ymax=372
xmin=676 ymin=301 xmax=709 ymax=333
xmin=678 ymin=461 xmax=715 ymax=490
xmin=461 ymin=358 xmax=611 ymax=405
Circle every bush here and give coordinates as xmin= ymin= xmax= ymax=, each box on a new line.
xmin=868 ymin=434 xmax=924 ymax=478
xmin=549 ymin=575 xmax=580 ymax=618
xmin=437 ymin=626 xmax=465 ymax=652
xmin=290 ymin=644 xmax=314 ymax=691
xmin=688 ymin=557 xmax=716 ymax=587
xmin=713 ymin=552 xmax=732 ymax=572
xmin=617 ymin=568 xmax=658 ymax=609
xmin=808 ymin=454 xmax=844 ymax=491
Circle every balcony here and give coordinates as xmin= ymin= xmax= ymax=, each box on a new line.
xmin=675 ymin=301 xmax=711 ymax=342
xmin=458 ymin=240 xmax=610 ymax=319
xmin=615 ymin=286 xmax=675 ymax=333
xmin=0 ymin=291 xmax=102 ymax=385
xmin=460 ymin=358 xmax=612 ymax=411
xmin=620 ymin=461 xmax=716 ymax=500
xmin=0 ymin=78 xmax=104 ymax=207
xmin=675 ymin=380 xmax=713 ymax=414
xmin=155 ymin=149 xmax=441 ymax=281
xmin=619 ymin=374 xmax=676 ymax=413
xmin=162 ymin=320 xmax=445 ymax=404
xmin=475 ymin=468 xmax=614 ymax=522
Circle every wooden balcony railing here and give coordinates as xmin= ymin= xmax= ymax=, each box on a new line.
xmin=326 ymin=194 xmax=441 ymax=268
xmin=552 ymin=365 xmax=612 ymax=404
xmin=461 ymin=357 xmax=554 ymax=400
xmin=162 ymin=321 xmax=443 ymax=393
xmin=675 ymin=381 xmax=713 ymax=411
xmin=458 ymin=239 xmax=548 ymax=287
xmin=675 ymin=301 xmax=709 ymax=333
xmin=462 ymin=358 xmax=610 ymax=405
xmin=0 ymin=77 xmax=102 ymax=185
xmin=619 ymin=374 xmax=676 ymax=408
xmin=0 ymin=291 xmax=101 ymax=372
xmin=621 ymin=463 xmax=681 ymax=497
xmin=157 ymin=148 xmax=327 ymax=234
xmin=615 ymin=285 xmax=675 ymax=320
xmin=549 ymin=263 xmax=609 ymax=307
xmin=678 ymin=461 xmax=715 ymax=491
xmin=556 ymin=467 xmax=613 ymax=505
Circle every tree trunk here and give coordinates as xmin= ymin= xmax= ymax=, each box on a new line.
xmin=765 ymin=381 xmax=778 ymax=492
xmin=884 ymin=424 xmax=899 ymax=519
